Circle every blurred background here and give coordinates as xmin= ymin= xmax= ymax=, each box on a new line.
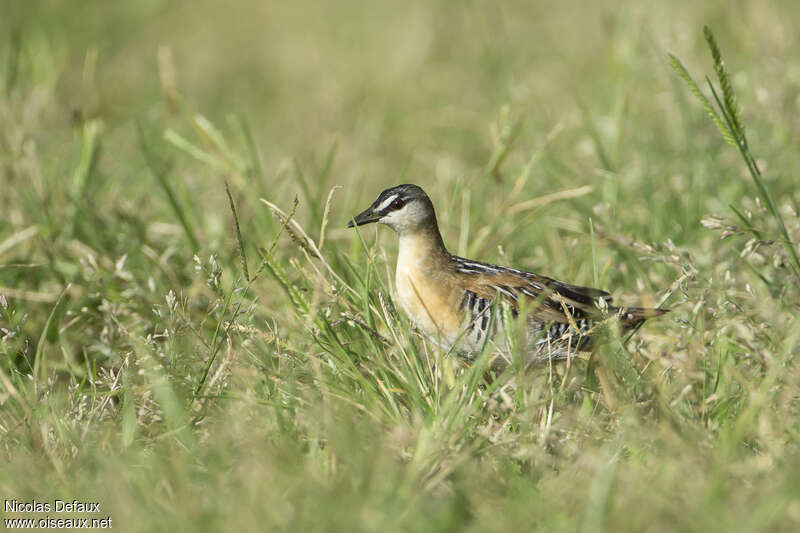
xmin=3 ymin=0 xmax=798 ymax=238
xmin=3 ymin=1 xmax=799 ymax=279
xmin=3 ymin=1 xmax=800 ymax=531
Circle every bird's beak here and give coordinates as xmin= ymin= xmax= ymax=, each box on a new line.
xmin=346 ymin=206 xmax=382 ymax=228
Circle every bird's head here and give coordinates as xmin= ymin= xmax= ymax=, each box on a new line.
xmin=346 ymin=184 xmax=436 ymax=235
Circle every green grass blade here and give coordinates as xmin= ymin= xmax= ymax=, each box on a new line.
xmin=671 ymin=28 xmax=800 ymax=279
xmin=164 ymin=128 xmax=228 ymax=172
xmin=667 ymin=53 xmax=737 ymax=147
xmin=704 ymin=26 xmax=745 ymax=145
xmin=225 ymin=181 xmax=250 ymax=282
xmin=32 ymin=284 xmax=69 ymax=394
xmin=138 ymin=121 xmax=200 ymax=252
xmin=590 ymin=218 xmax=599 ymax=289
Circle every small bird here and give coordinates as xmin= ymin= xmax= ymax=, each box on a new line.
xmin=347 ymin=184 xmax=667 ymax=368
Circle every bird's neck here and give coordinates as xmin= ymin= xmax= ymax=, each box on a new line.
xmin=396 ymin=224 xmax=449 ymax=274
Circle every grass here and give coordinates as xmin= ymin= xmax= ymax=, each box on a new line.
xmin=2 ymin=1 xmax=800 ymax=531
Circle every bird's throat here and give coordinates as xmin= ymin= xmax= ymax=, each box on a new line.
xmin=396 ymin=226 xmax=448 ymax=274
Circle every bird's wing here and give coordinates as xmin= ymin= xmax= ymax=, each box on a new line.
xmin=467 ymin=271 xmax=602 ymax=323
xmin=452 ymin=257 xmax=667 ymax=352
xmin=452 ymin=256 xmax=611 ymax=323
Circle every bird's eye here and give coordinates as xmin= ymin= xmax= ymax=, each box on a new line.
xmin=391 ymin=198 xmax=405 ymax=210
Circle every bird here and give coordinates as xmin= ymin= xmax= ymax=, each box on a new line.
xmin=346 ymin=184 xmax=667 ymax=368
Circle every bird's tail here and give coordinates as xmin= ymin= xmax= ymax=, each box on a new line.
xmin=617 ymin=306 xmax=669 ymax=328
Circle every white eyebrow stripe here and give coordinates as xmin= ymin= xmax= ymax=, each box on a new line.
xmin=375 ymin=194 xmax=398 ymax=213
